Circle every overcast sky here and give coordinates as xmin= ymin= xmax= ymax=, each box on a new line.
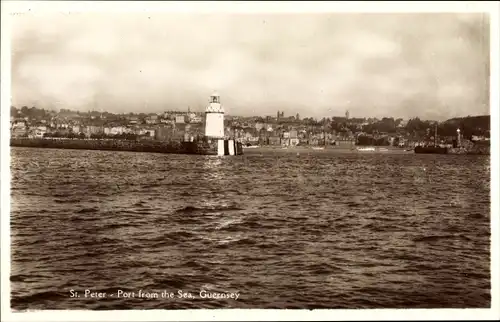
xmin=10 ymin=13 xmax=490 ymax=120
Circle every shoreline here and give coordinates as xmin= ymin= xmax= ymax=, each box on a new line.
xmin=242 ymin=146 xmax=413 ymax=154
xmin=243 ymin=145 xmax=489 ymax=155
xmin=10 ymin=138 xmax=489 ymax=156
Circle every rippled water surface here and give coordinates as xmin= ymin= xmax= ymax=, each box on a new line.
xmin=10 ymin=147 xmax=490 ymax=310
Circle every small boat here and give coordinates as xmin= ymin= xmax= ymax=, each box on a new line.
xmin=312 ymin=147 xmax=325 ymax=150
xmin=356 ymin=147 xmax=376 ymax=152
xmin=243 ymin=145 xmax=259 ymax=149
xmin=378 ymin=148 xmax=389 ymax=152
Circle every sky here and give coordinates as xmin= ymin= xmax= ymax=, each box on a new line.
xmin=10 ymin=12 xmax=490 ymax=120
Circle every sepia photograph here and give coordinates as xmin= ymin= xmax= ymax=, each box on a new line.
xmin=1 ymin=1 xmax=499 ymax=321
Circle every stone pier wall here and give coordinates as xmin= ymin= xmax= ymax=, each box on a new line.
xmin=10 ymin=138 xmax=221 ymax=155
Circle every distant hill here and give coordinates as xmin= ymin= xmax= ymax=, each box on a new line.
xmin=444 ymin=115 xmax=489 ymax=127
xmin=441 ymin=115 xmax=490 ymax=137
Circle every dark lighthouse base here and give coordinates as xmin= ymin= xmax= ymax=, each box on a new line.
xmin=183 ymin=138 xmax=243 ymax=155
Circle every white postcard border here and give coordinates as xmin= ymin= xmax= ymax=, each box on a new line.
xmin=1 ymin=1 xmax=499 ymax=321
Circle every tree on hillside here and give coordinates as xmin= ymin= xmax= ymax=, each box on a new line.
xmin=405 ymin=117 xmax=433 ymax=134
xmin=380 ymin=117 xmax=396 ymax=132
xmin=10 ymin=106 xmax=18 ymax=117
xmin=439 ymin=115 xmax=490 ymax=137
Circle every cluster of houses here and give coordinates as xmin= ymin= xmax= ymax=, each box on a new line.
xmin=228 ymin=127 xmax=358 ymax=147
xmin=9 ymin=110 xmax=204 ymax=140
xmin=11 ymin=108 xmax=421 ymax=147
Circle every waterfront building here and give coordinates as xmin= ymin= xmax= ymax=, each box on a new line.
xmin=128 ymin=116 xmax=139 ymax=124
xmin=110 ymin=126 xmax=127 ymax=135
xmin=290 ymin=138 xmax=300 ymax=146
xmin=269 ymin=136 xmax=281 ymax=145
xmin=145 ymin=115 xmax=159 ymax=124
xmin=85 ymin=125 xmax=103 ymax=138
xmin=10 ymin=121 xmax=28 ymax=138
xmin=255 ymin=122 xmax=265 ymax=132
xmin=154 ymin=126 xmax=172 ymax=141
xmin=28 ymin=126 xmax=47 ymax=138
xmin=175 ymin=115 xmax=186 ymax=124
xmin=188 ymin=114 xmax=203 ymax=124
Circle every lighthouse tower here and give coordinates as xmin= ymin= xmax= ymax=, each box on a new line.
xmin=205 ymin=91 xmax=225 ymax=138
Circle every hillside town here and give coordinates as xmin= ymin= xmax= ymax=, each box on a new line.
xmin=9 ymin=105 xmax=490 ymax=148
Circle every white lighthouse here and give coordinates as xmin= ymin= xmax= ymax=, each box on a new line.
xmin=204 ymin=91 xmax=225 ymax=138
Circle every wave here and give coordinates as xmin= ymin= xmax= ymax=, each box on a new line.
xmin=413 ymin=234 xmax=472 ymax=242
xmin=215 ymin=237 xmax=257 ymax=248
xmin=75 ymin=207 xmax=99 ymax=214
xmin=467 ymin=213 xmax=484 ymax=219
xmin=11 ymin=290 xmax=66 ymax=307
xmin=54 ymin=198 xmax=82 ymax=204
xmin=163 ymin=230 xmax=196 ymax=239
xmin=174 ymin=205 xmax=244 ymax=214
xmin=51 ymin=193 xmax=72 ymax=197
xmin=134 ymin=232 xmax=187 ymax=247
xmin=100 ymin=223 xmax=140 ymax=230
xmin=150 ymin=275 xmax=188 ymax=289
xmin=181 ymin=260 xmax=210 ymax=270
xmin=10 ymin=274 xmax=45 ymax=282
xmin=143 ymin=183 xmax=162 ymax=189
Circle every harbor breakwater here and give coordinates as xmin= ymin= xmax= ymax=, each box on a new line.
xmin=414 ymin=144 xmax=490 ymax=155
xmin=448 ymin=146 xmax=490 ymax=155
xmin=10 ymin=138 xmax=243 ymax=156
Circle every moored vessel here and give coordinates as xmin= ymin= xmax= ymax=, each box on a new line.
xmin=414 ymin=146 xmax=448 ymax=154
xmin=356 ymin=147 xmax=376 ymax=152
